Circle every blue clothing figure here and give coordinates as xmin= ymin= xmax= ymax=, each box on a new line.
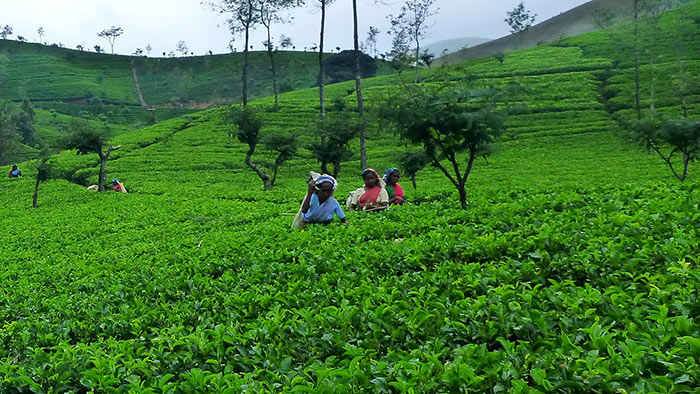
xmin=303 ymin=193 xmax=346 ymax=223
xmin=8 ymin=165 xmax=21 ymax=178
xmin=293 ymin=173 xmax=347 ymax=228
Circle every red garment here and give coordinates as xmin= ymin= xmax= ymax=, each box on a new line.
xmin=112 ymin=184 xmax=124 ymax=192
xmin=393 ymin=183 xmax=404 ymax=204
xmin=358 ymin=186 xmax=382 ymax=208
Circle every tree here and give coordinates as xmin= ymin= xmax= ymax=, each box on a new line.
xmin=350 ymin=0 xmax=368 ymax=169
xmin=227 ymin=106 xmax=272 ymax=189
xmin=505 ymin=2 xmax=537 ymax=34
xmin=388 ymin=0 xmax=438 ymax=83
xmin=0 ymin=103 xmax=18 ymax=166
xmin=14 ymin=99 xmax=38 ymax=148
xmin=398 ymin=150 xmax=429 ymax=189
xmin=62 ymin=120 xmax=120 ymax=192
xmin=279 ymin=35 xmax=293 ymax=49
xmin=145 ymin=43 xmax=152 ymax=55
xmin=31 ymin=153 xmax=52 ymax=208
xmin=419 ymin=50 xmax=434 ymax=68
xmin=380 ymin=85 xmax=509 ymax=209
xmin=176 ymin=40 xmax=189 ymax=56
xmin=76 ymin=44 xmax=84 ymax=51
xmin=260 ymin=0 xmax=303 ymax=109
xmin=316 ymin=0 xmax=336 ymax=121
xmin=94 ymin=45 xmax=103 ymax=53
xmin=632 ymin=118 xmax=700 ymax=182
xmin=365 ymin=26 xmax=380 ymax=58
xmin=263 ymin=132 xmax=298 ymax=185
xmin=17 ymin=36 xmax=27 ymax=42
xmin=208 ymin=0 xmax=261 ymax=107
xmin=0 ymin=25 xmax=13 ymax=39
xmin=644 ymin=0 xmax=675 ymax=116
xmin=97 ymin=26 xmax=124 ymax=54
xmin=323 ymin=50 xmax=378 ymax=84
xmin=37 ymin=26 xmax=45 ymax=43
xmin=494 ymin=52 xmax=506 ymax=64
xmin=309 ymin=98 xmax=360 ymax=178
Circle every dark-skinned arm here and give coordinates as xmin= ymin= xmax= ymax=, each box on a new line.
xmin=301 ymin=178 xmax=316 ymax=214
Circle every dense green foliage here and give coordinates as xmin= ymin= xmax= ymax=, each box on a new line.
xmin=0 ymin=1 xmax=700 ymax=392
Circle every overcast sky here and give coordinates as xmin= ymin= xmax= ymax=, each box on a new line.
xmin=2 ymin=0 xmax=590 ymax=57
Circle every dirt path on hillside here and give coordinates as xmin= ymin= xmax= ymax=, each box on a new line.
xmin=130 ymin=60 xmax=148 ymax=108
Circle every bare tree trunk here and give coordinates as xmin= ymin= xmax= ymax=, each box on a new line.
xmin=242 ymin=2 xmax=252 ymax=107
xmin=245 ymin=146 xmax=272 ymax=190
xmin=414 ymin=31 xmax=420 ymax=84
xmin=332 ymin=161 xmax=340 ymax=179
xmin=633 ymin=0 xmax=642 ymax=120
xmin=271 ymin=158 xmax=280 ymax=185
xmin=98 ymin=145 xmax=120 ymax=192
xmin=32 ymin=176 xmax=40 ymax=208
xmin=319 ymin=1 xmax=327 ymax=120
xmin=411 ymin=174 xmax=417 ymax=190
xmin=352 ymin=0 xmax=366 ymax=169
xmin=98 ymin=153 xmax=107 ymax=192
xmin=321 ymin=161 xmax=329 ymax=176
xmin=683 ymin=152 xmax=689 ymax=182
xmin=266 ymin=24 xmax=279 ymax=108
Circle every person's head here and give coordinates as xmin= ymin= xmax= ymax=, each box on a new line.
xmin=315 ymin=175 xmax=337 ymax=203
xmin=362 ymin=168 xmax=381 ymax=189
xmin=384 ymin=168 xmax=400 ymax=185
xmin=11 ymin=165 xmax=17 ymax=170
xmin=111 ymin=178 xmax=118 ymax=185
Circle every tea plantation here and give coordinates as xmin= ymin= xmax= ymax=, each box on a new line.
xmin=1 ymin=2 xmax=700 ymax=392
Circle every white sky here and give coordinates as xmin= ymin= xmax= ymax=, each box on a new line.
xmin=1 ymin=0 xmax=590 ymax=56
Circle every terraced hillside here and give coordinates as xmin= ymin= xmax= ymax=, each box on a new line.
xmin=0 ymin=1 xmax=699 ymax=392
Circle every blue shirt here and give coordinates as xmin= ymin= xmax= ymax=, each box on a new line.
xmin=303 ymin=194 xmax=346 ymax=223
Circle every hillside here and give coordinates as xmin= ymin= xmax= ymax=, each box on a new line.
xmin=0 ymin=40 xmax=392 ymax=163
xmin=422 ymin=37 xmax=492 ymax=56
xmin=0 ymin=40 xmax=390 ymax=107
xmin=437 ymin=0 xmax=637 ymax=65
xmin=0 ymin=1 xmax=699 ymax=391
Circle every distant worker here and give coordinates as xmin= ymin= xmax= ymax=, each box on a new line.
xmin=384 ymin=168 xmax=405 ymax=205
xmin=294 ymin=173 xmax=347 ymax=228
xmin=111 ymin=178 xmax=127 ymax=193
xmin=347 ymin=168 xmax=389 ymax=211
xmin=8 ymin=165 xmax=21 ymax=178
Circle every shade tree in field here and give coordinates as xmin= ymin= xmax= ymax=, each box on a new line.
xmin=0 ymin=25 xmax=13 ymax=39
xmin=387 ymin=0 xmax=438 ymax=83
xmin=309 ymin=98 xmax=361 ymax=179
xmin=31 ymin=152 xmax=52 ymax=208
xmin=505 ymin=2 xmax=537 ymax=34
xmin=0 ymin=103 xmax=18 ymax=166
xmin=398 ymin=149 xmax=430 ymax=189
xmin=380 ymin=85 xmax=510 ymax=209
xmin=14 ymin=99 xmax=39 ymax=148
xmin=208 ymin=0 xmax=262 ymax=107
xmin=94 ymin=45 xmax=103 ymax=53
xmin=97 ymin=26 xmax=124 ymax=54
xmin=632 ymin=118 xmax=700 ymax=182
xmin=62 ymin=120 xmax=120 ymax=192
xmin=263 ymin=132 xmax=298 ymax=185
xmin=227 ymin=106 xmax=272 ymax=190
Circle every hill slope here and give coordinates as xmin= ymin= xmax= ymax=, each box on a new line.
xmin=422 ymin=37 xmax=492 ymax=56
xmin=438 ymin=0 xmax=636 ymax=65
